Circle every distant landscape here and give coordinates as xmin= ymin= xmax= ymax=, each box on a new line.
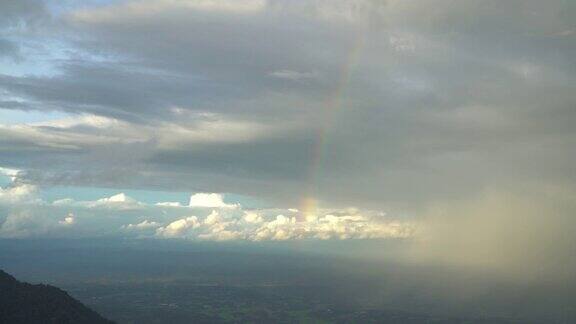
xmin=2 ymin=239 xmax=574 ymax=323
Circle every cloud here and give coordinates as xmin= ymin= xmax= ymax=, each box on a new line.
xmin=0 ymin=167 xmax=20 ymax=182
xmin=154 ymin=208 xmax=412 ymax=241
xmin=71 ymin=0 xmax=267 ymax=23
xmin=155 ymin=201 xmax=182 ymax=207
xmin=0 ymin=0 xmax=572 ymax=211
xmin=122 ymin=219 xmax=162 ymax=230
xmin=0 ymin=209 xmax=75 ymax=238
xmin=91 ymin=192 xmax=143 ymax=209
xmin=0 ymin=183 xmax=38 ymax=204
xmin=269 ymin=70 xmax=318 ymax=81
xmin=50 ymin=192 xmax=145 ymax=211
xmin=156 ymin=216 xmax=200 ymax=238
xmin=0 ymin=210 xmax=50 ymax=238
xmin=97 ymin=192 xmax=132 ymax=203
xmin=58 ymin=213 xmax=75 ymax=226
xmin=0 ymin=0 xmax=47 ymax=29
xmin=151 ymin=210 xmax=230 ymax=241
xmin=188 ymin=193 xmax=237 ymax=208
xmin=243 ymin=211 xmax=263 ymax=223
xmin=0 ymin=209 xmax=76 ymax=238
xmin=0 ymin=39 xmax=21 ymax=61
xmin=0 ymin=181 xmax=412 ymax=241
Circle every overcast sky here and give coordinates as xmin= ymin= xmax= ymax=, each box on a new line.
xmin=1 ymin=0 xmax=576 ymax=277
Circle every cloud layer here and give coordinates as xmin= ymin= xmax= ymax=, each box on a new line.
xmin=0 ymin=0 xmax=573 ymax=209
xmin=0 ymin=182 xmax=412 ymax=241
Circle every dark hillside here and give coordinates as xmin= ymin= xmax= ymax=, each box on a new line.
xmin=0 ymin=269 xmax=113 ymax=324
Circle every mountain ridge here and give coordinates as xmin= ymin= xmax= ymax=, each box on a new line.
xmin=0 ymin=269 xmax=114 ymax=324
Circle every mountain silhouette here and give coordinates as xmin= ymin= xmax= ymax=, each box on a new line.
xmin=0 ymin=269 xmax=113 ymax=324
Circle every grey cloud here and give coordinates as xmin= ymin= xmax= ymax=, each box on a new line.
xmin=0 ymin=0 xmax=575 ymax=211
xmin=0 ymin=39 xmax=21 ymax=61
xmin=0 ymin=0 xmax=49 ymax=64
xmin=0 ymin=0 xmax=48 ymax=28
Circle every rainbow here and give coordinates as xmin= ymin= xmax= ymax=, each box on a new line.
xmin=301 ymin=23 xmax=369 ymax=221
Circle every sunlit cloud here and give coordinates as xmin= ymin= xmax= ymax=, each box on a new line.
xmin=0 ymin=181 xmax=412 ymax=241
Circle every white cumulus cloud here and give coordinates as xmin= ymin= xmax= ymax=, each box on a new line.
xmin=0 ymin=183 xmax=38 ymax=204
xmin=122 ymin=219 xmax=162 ymax=230
xmin=58 ymin=213 xmax=76 ymax=226
xmin=188 ymin=193 xmax=237 ymax=208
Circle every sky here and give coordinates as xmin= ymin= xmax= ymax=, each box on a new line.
xmin=1 ymin=0 xmax=576 ymax=280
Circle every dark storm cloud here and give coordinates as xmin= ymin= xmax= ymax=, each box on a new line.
xmin=0 ymin=0 xmax=575 ymax=211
